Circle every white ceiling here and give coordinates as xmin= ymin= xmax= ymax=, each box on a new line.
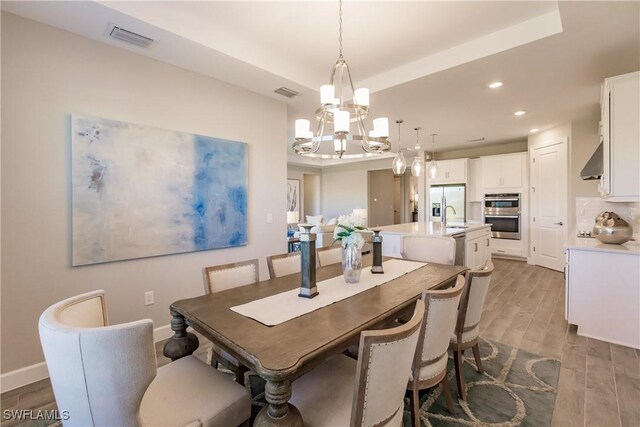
xmin=3 ymin=1 xmax=639 ymax=167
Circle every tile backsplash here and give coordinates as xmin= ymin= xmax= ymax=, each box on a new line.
xmin=576 ymin=197 xmax=640 ymax=235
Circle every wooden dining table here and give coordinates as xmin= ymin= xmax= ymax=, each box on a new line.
xmin=163 ymin=256 xmax=466 ymax=426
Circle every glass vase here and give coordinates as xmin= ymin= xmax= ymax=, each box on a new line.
xmin=342 ymin=243 xmax=362 ymax=283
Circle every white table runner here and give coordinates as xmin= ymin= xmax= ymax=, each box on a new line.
xmin=230 ymin=259 xmax=426 ymax=326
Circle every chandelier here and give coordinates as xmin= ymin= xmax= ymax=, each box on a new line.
xmin=293 ymin=0 xmax=391 ymax=159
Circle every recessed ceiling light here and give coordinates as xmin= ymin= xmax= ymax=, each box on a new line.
xmin=488 ymin=81 xmax=503 ymax=89
xmin=514 ymin=110 xmax=527 ymax=116
xmin=530 ymin=128 xmax=539 ymax=133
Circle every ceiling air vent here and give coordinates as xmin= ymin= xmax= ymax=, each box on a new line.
xmin=107 ymin=24 xmax=154 ymax=48
xmin=274 ymin=87 xmax=300 ymax=98
xmin=467 ymin=137 xmax=486 ymax=143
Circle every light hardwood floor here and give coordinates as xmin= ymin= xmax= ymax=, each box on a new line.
xmin=1 ymin=259 xmax=638 ymax=426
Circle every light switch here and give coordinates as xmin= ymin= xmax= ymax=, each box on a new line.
xmin=267 ymin=213 xmax=273 ymax=224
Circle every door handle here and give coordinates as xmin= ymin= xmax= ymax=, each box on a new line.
xmin=554 ymin=222 xmax=564 ymax=226
xmin=474 ymin=243 xmax=478 ymax=252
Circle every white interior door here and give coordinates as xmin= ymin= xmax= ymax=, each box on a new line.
xmin=531 ymin=140 xmax=567 ymax=271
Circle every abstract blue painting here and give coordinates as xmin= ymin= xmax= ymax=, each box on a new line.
xmin=72 ymin=115 xmax=248 ymax=266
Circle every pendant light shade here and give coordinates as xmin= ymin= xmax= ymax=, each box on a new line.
xmin=411 ymin=157 xmax=423 ymax=177
xmin=392 ymin=120 xmax=407 ymax=175
xmin=411 ymin=127 xmax=423 ymax=177
xmin=428 ymin=133 xmax=439 ymax=179
xmin=392 ymin=151 xmax=407 ymax=175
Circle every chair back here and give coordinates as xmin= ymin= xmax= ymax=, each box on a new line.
xmin=316 ymin=245 xmax=343 ymax=267
xmin=401 ymin=235 xmax=456 ymax=264
xmin=203 ymin=259 xmax=259 ymax=293
xmin=413 ymin=276 xmax=466 ymax=382
xmin=39 ymin=290 xmax=157 ymax=427
xmin=351 ymin=300 xmax=425 ymax=427
xmin=455 ymin=260 xmax=494 ymax=339
xmin=266 ymin=252 xmax=301 ymax=279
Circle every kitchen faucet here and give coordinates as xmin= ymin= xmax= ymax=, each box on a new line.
xmin=441 ymin=196 xmax=457 ymax=227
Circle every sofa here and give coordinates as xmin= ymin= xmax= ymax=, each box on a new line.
xmin=294 ymin=215 xmax=338 ymax=248
xmin=295 ymin=215 xmax=373 ymax=251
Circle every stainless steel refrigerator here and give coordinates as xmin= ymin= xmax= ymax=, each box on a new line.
xmin=429 ymin=184 xmax=466 ymax=223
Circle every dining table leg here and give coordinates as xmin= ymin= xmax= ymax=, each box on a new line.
xmin=254 ymin=379 xmax=303 ymax=427
xmin=162 ymin=310 xmax=200 ymax=361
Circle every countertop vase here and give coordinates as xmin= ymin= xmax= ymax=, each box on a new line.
xmin=342 ymin=244 xmax=362 ymax=283
xmin=593 ymin=211 xmax=633 ymax=244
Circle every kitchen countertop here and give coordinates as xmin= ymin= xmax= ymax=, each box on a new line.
xmin=375 ymin=221 xmax=490 ymax=237
xmin=565 ymin=233 xmax=640 ymax=255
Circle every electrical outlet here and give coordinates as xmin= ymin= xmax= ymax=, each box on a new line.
xmin=144 ymin=291 xmax=154 ymax=306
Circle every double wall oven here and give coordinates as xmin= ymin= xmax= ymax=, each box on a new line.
xmin=484 ymin=193 xmax=521 ymax=240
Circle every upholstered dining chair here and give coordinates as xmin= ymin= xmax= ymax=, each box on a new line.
xmin=203 ymin=259 xmax=259 ymax=385
xmin=408 ymin=275 xmax=466 ymax=425
xmin=450 ymin=260 xmax=495 ymax=400
xmin=266 ymin=251 xmax=301 ymax=279
xmin=289 ymin=299 xmax=425 ymax=427
xmin=316 ymin=245 xmax=343 ymax=267
xmin=39 ymin=290 xmax=251 ymax=427
xmin=401 ymin=235 xmax=457 ymax=265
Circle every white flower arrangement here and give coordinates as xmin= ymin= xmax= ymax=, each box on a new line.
xmin=333 ymin=213 xmax=367 ymax=249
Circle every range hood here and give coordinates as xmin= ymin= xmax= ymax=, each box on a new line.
xmin=580 ymin=142 xmax=603 ymax=180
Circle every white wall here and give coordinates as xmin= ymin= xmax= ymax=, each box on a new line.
xmin=1 ymin=13 xmax=287 ymax=376
xmin=287 ymin=164 xmax=322 ymax=220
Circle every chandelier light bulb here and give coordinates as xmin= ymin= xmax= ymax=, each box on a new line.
xmin=334 ymin=110 xmax=350 ymax=133
xmin=320 ymin=85 xmax=335 ymax=105
xmin=373 ymin=117 xmax=389 ymax=138
xmin=354 ymin=88 xmax=369 ymax=106
xmin=295 ymin=119 xmax=310 ymax=139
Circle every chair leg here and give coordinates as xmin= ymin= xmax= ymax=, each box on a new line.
xmin=409 ymin=387 xmax=420 ymax=427
xmin=453 ymin=350 xmax=467 ymax=401
xmin=236 ymin=364 xmax=248 ymax=386
xmin=441 ymin=377 xmax=455 ymax=414
xmin=472 ymin=343 xmax=483 ymax=373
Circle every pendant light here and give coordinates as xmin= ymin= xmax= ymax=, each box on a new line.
xmin=391 ymin=120 xmax=406 ymax=175
xmin=411 ymin=127 xmax=423 ymax=177
xmin=428 ymin=133 xmax=439 ymax=179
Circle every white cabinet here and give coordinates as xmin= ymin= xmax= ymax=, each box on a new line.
xmin=481 ymin=153 xmax=526 ymax=189
xmin=600 ymin=71 xmax=640 ymax=201
xmin=566 ymin=246 xmax=640 ymax=349
xmin=467 ymin=158 xmax=483 ymax=202
xmin=464 ymin=227 xmax=491 ymax=269
xmin=429 ymin=159 xmax=467 ymax=184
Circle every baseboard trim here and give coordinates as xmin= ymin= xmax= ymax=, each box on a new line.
xmin=1 ymin=324 xmax=173 ymax=394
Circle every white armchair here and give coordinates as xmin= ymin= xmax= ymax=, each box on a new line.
xmin=39 ymin=290 xmax=251 ymax=427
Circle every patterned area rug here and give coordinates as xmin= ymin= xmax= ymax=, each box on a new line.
xmin=242 ymin=338 xmax=560 ymax=426
xmin=403 ymin=338 xmax=561 ymax=427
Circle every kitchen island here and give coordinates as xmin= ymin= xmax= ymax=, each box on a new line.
xmin=564 ymin=234 xmax=639 ymax=349
xmin=376 ymin=222 xmax=492 ymax=269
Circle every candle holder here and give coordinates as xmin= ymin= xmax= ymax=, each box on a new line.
xmin=371 ymin=229 xmax=384 ymax=274
xmin=298 ymin=224 xmax=318 ymax=298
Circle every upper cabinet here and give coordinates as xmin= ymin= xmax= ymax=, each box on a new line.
xmin=600 ymin=71 xmax=639 ymax=202
xmin=428 ymin=158 xmax=467 ymax=184
xmin=468 ymin=158 xmax=483 ymax=202
xmin=481 ymin=152 xmax=526 ymax=190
